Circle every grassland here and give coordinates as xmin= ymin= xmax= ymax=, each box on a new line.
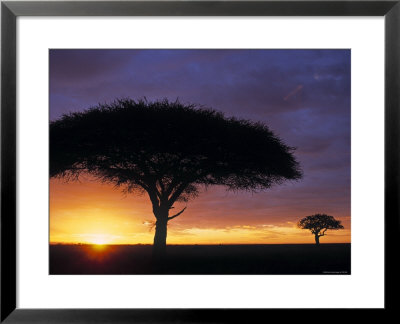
xmin=50 ymin=243 xmax=350 ymax=275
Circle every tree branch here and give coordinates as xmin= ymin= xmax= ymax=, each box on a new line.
xmin=168 ymin=182 xmax=188 ymax=206
xmin=168 ymin=206 xmax=187 ymax=221
xmin=154 ymin=185 xmax=162 ymax=200
xmin=158 ymin=179 xmax=165 ymax=195
xmin=144 ymin=188 xmax=160 ymax=209
xmin=165 ymin=178 xmax=180 ymax=198
xmin=319 ymin=228 xmax=328 ymax=237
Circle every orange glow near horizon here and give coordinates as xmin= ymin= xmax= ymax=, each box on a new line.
xmin=50 ymin=178 xmax=351 ymax=245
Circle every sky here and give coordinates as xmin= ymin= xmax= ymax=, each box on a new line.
xmin=49 ymin=49 xmax=350 ymax=245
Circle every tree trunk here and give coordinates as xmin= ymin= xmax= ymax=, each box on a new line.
xmin=152 ymin=208 xmax=169 ymax=260
xmin=315 ymin=234 xmax=320 ymax=245
xmin=153 ymin=218 xmax=167 ymax=257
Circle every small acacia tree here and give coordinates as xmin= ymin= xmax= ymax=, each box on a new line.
xmin=50 ymin=99 xmax=302 ymax=258
xmin=298 ymin=214 xmax=344 ymax=245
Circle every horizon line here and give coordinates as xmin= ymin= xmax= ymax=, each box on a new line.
xmin=50 ymin=242 xmax=351 ymax=246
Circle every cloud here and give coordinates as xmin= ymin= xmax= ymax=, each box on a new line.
xmin=284 ymin=85 xmax=304 ymax=101
xmin=167 ymin=221 xmax=350 ymax=244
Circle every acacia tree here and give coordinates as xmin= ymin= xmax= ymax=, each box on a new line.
xmin=297 ymin=214 xmax=344 ymax=245
xmin=50 ymin=99 xmax=302 ymax=258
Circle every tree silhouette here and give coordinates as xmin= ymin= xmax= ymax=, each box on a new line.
xmin=50 ymin=99 xmax=302 ymax=258
xmin=297 ymin=214 xmax=344 ymax=245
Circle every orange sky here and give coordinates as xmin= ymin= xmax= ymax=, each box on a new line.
xmin=50 ymin=177 xmax=351 ymax=245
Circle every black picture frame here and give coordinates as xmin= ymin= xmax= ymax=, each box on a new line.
xmin=1 ymin=0 xmax=398 ymax=322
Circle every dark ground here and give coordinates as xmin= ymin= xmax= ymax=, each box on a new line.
xmin=49 ymin=243 xmax=350 ymax=275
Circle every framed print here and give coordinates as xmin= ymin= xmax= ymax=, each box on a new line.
xmin=1 ymin=0 xmax=399 ymax=322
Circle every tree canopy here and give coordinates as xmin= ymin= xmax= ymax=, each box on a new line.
xmin=50 ymin=99 xmax=302 ymax=204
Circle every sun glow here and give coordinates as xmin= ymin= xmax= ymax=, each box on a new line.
xmin=86 ymin=234 xmax=113 ymax=245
